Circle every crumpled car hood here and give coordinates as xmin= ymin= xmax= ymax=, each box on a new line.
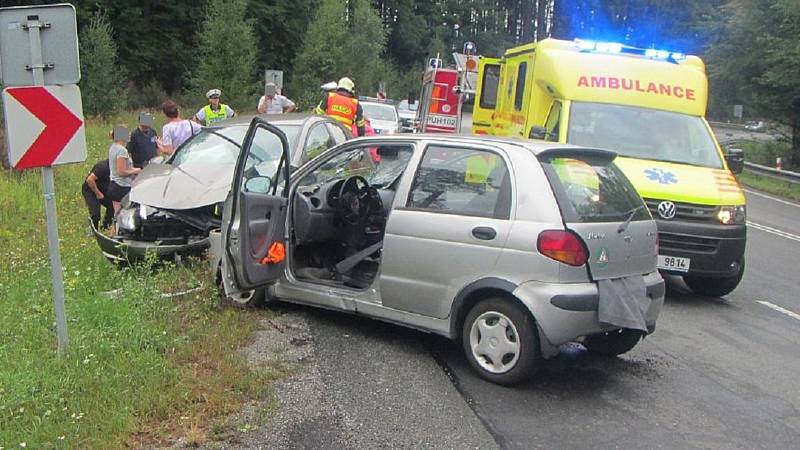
xmin=129 ymin=161 xmax=235 ymax=210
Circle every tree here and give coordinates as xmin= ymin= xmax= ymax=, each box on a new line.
xmin=290 ymin=0 xmax=387 ymax=107
xmin=706 ymin=0 xmax=800 ymax=166
xmin=188 ymin=0 xmax=258 ymax=111
xmin=79 ymin=10 xmax=127 ymax=117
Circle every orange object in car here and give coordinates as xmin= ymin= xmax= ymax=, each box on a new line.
xmin=261 ymin=241 xmax=285 ymax=265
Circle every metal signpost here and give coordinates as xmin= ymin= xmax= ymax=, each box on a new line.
xmin=264 ymin=69 xmax=284 ymax=91
xmin=0 ymin=3 xmax=86 ymax=356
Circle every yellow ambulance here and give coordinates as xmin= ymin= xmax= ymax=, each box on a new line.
xmin=474 ymin=38 xmax=746 ymax=297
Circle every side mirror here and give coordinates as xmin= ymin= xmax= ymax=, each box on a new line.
xmin=529 ymin=126 xmax=547 ymax=140
xmin=244 ymin=176 xmax=272 ymax=194
xmin=726 ymin=148 xmax=745 ymax=174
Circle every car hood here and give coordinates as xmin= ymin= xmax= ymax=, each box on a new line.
xmin=614 ymin=156 xmax=745 ymax=205
xmin=397 ymin=110 xmax=416 ymax=120
xmin=370 ymin=119 xmax=398 ymax=130
xmin=129 ymin=161 xmax=235 ymax=210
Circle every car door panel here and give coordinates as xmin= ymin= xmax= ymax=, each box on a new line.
xmin=221 ymin=118 xmax=291 ymax=295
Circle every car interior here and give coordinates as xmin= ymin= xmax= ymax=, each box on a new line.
xmin=288 ymin=145 xmax=414 ymax=289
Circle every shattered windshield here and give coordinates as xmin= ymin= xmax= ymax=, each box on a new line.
xmin=170 ymin=124 xmax=301 ymax=168
xmin=568 ymin=102 xmax=723 ymax=169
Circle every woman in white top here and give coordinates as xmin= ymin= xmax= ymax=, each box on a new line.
xmin=108 ymin=125 xmax=141 ymax=212
xmin=156 ymin=99 xmax=202 ymax=155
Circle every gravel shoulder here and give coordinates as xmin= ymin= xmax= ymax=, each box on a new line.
xmin=198 ymin=302 xmax=498 ymax=450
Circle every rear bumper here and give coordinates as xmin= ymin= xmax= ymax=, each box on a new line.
xmin=513 ymin=271 xmax=664 ymax=356
xmin=655 ymin=220 xmax=746 ymax=277
xmin=90 ymin=220 xmax=209 ymax=263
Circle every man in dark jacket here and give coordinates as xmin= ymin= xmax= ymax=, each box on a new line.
xmin=82 ymin=159 xmax=114 ymax=229
xmin=127 ymin=112 xmax=158 ymax=168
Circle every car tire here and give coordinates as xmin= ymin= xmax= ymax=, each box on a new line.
xmin=683 ymin=259 xmax=744 ymax=298
xmin=461 ymin=297 xmax=540 ymax=386
xmin=583 ymin=328 xmax=644 ymax=356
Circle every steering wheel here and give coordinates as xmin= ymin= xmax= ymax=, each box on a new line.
xmin=337 ymin=176 xmax=373 ymax=225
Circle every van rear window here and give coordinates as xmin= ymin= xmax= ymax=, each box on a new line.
xmin=540 ymin=154 xmax=650 ymax=223
xmin=479 ymin=64 xmax=500 ymax=109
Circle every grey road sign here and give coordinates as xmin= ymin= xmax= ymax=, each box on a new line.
xmin=0 ymin=3 xmax=80 ymax=86
xmin=734 ymin=104 xmax=743 ymax=119
xmin=265 ymin=70 xmax=284 ymax=91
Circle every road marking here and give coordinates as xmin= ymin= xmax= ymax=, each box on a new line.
xmin=744 ymin=189 xmax=800 ymax=208
xmin=747 ymin=221 xmax=800 ymax=243
xmin=757 ymin=301 xmax=800 ymax=322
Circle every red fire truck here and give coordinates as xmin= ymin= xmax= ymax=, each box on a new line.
xmin=416 ymin=67 xmax=462 ymax=133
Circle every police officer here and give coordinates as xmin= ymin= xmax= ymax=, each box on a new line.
xmin=194 ymin=89 xmax=235 ymax=126
xmin=315 ymin=77 xmax=366 ymax=136
xmin=82 ymin=159 xmax=114 ymax=229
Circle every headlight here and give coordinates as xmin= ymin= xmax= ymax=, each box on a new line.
xmin=717 ymin=205 xmax=746 ymax=225
xmin=117 ymin=208 xmax=139 ymax=232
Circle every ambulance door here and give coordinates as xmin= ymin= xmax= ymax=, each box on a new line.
xmin=472 ymin=58 xmax=501 ymax=135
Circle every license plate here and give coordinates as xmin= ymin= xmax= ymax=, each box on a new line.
xmin=657 ymin=255 xmax=691 ymax=272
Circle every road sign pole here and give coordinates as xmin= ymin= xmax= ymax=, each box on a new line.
xmin=27 ymin=15 xmax=69 ymax=355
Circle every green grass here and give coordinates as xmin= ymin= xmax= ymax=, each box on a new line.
xmin=0 ymin=112 xmax=275 ymax=448
xmin=738 ymin=171 xmax=800 ymax=203
xmin=739 ymin=140 xmax=794 ymax=170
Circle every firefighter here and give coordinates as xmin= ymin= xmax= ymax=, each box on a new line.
xmin=315 ymin=77 xmax=366 ymax=136
xmin=194 ymin=88 xmax=235 ymax=126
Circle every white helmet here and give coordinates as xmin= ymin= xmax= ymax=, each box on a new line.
xmin=321 ymin=81 xmax=338 ymax=92
xmin=206 ymin=88 xmax=221 ymax=98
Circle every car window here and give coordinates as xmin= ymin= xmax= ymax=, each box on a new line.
xmin=241 ymin=127 xmax=288 ymax=194
xmin=362 ymin=103 xmax=398 ymax=122
xmin=514 ymin=62 xmax=527 ymax=111
xmin=544 ymin=101 xmax=561 ymax=142
xmin=326 ymin=123 xmax=348 ymax=145
xmin=303 ymin=123 xmax=332 ymax=161
xmin=406 ymin=145 xmax=511 ymax=219
xmin=479 ymin=64 xmax=500 ymax=109
xmin=540 ymin=155 xmax=649 ymax=223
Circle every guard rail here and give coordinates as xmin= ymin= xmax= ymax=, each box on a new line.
xmin=744 ymin=161 xmax=800 ymax=184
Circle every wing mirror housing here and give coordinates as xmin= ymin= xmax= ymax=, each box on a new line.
xmin=726 ymin=148 xmax=745 ymax=174
xmin=529 ymin=126 xmax=547 ymax=140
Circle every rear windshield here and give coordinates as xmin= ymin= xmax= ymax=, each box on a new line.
xmin=362 ymin=103 xmax=398 ymax=122
xmin=540 ymin=154 xmax=649 ymax=223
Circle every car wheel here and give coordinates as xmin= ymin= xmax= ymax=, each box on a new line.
xmin=461 ymin=297 xmax=540 ymax=386
xmin=683 ymin=259 xmax=744 ymax=298
xmin=583 ymin=328 xmax=644 ymax=356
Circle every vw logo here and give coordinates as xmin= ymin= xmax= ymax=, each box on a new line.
xmin=657 ymin=201 xmax=677 ymax=220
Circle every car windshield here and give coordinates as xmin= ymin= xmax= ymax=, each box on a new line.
xmin=568 ymin=102 xmax=723 ymax=169
xmin=170 ymin=124 xmax=301 ymax=167
xmin=362 ymin=103 xmax=398 ymax=122
xmin=397 ymin=100 xmax=419 ymax=112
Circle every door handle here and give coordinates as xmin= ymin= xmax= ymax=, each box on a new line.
xmin=472 ymin=226 xmax=497 ymax=240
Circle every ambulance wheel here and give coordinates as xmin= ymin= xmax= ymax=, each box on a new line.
xmin=683 ymin=260 xmax=744 ymax=298
xmin=583 ymin=328 xmax=644 ymax=356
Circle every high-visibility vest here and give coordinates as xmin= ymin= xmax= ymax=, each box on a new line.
xmin=203 ymin=104 xmax=229 ymax=125
xmin=325 ymin=92 xmax=359 ymax=127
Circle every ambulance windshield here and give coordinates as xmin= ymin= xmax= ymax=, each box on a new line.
xmin=567 ymin=102 xmax=723 ymax=169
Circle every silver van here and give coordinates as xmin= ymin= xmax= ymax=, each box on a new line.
xmin=217 ymin=118 xmax=664 ymax=385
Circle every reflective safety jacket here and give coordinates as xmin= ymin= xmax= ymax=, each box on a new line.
xmin=203 ymin=104 xmax=230 ymax=125
xmin=316 ymin=91 xmax=366 ymax=135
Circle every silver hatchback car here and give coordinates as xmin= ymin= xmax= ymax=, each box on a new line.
xmin=218 ymin=118 xmax=664 ymax=385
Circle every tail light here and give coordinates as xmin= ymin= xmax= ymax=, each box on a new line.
xmin=537 ymin=230 xmax=588 ymax=266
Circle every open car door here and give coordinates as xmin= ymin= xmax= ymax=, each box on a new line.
xmin=220 ymin=118 xmax=291 ymax=299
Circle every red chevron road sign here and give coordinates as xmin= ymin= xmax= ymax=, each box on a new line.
xmin=3 ymin=85 xmax=86 ymax=169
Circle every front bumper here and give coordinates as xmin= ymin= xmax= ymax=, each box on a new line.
xmin=513 ymin=271 xmax=665 ymax=356
xmin=655 ymin=220 xmax=746 ymax=277
xmin=90 ymin=220 xmax=209 ymax=263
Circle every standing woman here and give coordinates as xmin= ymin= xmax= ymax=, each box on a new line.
xmin=157 ymin=99 xmax=201 ymax=155
xmin=108 ymin=125 xmax=141 ymax=213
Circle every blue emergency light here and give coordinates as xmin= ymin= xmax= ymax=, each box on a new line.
xmin=575 ymin=39 xmax=686 ymax=62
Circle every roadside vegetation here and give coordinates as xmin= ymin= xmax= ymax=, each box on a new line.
xmin=0 ymin=114 xmax=282 ymax=449
xmin=739 ymin=140 xmax=794 ymax=171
